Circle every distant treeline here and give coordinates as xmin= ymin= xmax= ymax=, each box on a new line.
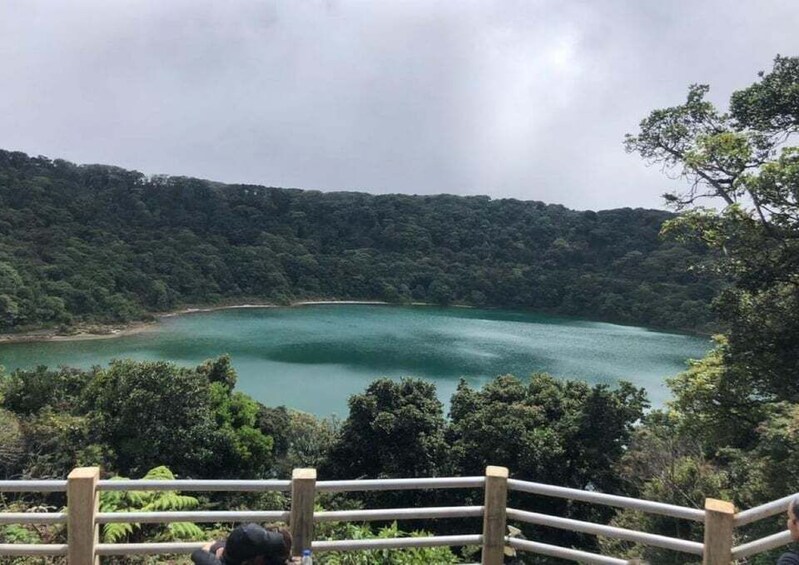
xmin=0 ymin=149 xmax=719 ymax=333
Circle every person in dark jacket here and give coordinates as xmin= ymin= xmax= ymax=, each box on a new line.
xmin=778 ymin=496 xmax=799 ymax=564
xmin=190 ymin=523 xmax=294 ymax=565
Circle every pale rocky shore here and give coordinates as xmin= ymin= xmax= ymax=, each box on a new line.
xmin=0 ymin=300 xmax=395 ymax=344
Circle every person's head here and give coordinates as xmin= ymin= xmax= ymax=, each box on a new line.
xmin=224 ymin=523 xmax=291 ymax=565
xmin=787 ymin=496 xmax=799 ymax=541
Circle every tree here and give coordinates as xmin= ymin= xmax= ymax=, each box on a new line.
xmin=666 ymin=338 xmax=767 ymax=451
xmin=617 ymin=54 xmax=799 ymax=562
xmin=325 ymin=379 xmax=446 ymax=478
xmin=625 ymin=55 xmax=799 ymax=405
xmin=1 ymin=366 xmax=93 ymax=416
xmin=449 ymin=374 xmax=647 ymax=490
xmin=319 ymin=378 xmax=449 ymax=514
xmin=0 ymin=409 xmax=25 ymax=478
xmin=0 ymin=294 xmax=20 ymax=328
xmin=83 ymin=360 xmax=220 ymax=476
xmin=323 ymin=378 xmax=448 ymax=480
xmin=277 ymin=411 xmax=339 ymax=477
xmin=80 ymin=358 xmax=275 ymax=478
xmin=448 ymin=374 xmax=647 ymax=552
xmin=601 ymin=412 xmax=730 ymax=565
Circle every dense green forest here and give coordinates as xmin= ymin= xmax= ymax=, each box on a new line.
xmin=0 ymin=148 xmax=719 ymax=334
xmin=0 ymin=357 xmax=648 ymax=564
xmin=1 ymin=55 xmax=798 ymax=563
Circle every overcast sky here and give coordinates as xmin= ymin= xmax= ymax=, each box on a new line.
xmin=1 ymin=1 xmax=797 ymax=210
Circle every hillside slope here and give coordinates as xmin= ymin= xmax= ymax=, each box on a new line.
xmin=0 ymin=149 xmax=719 ymax=332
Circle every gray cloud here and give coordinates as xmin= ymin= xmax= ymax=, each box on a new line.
xmin=1 ymin=0 xmax=797 ymax=210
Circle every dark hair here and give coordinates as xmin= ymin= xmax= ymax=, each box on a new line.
xmin=241 ymin=527 xmax=291 ymax=565
xmin=791 ymin=496 xmax=799 ymax=520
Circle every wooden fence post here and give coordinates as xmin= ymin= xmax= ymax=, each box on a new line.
xmin=482 ymin=465 xmax=509 ymax=565
xmin=703 ymin=498 xmax=735 ymax=565
xmin=290 ymin=468 xmax=317 ymax=557
xmin=68 ymin=466 xmax=100 ymax=565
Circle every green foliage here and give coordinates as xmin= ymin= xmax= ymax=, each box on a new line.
xmin=711 ymin=403 xmax=799 ymax=511
xmin=617 ymin=54 xmax=799 ymax=561
xmin=603 ymin=411 xmax=729 ymax=563
xmin=1 ymin=365 xmax=93 ymax=416
xmin=729 ymin=55 xmax=799 ymax=132
xmin=315 ymin=522 xmax=461 ymax=564
xmin=100 ymin=466 xmax=204 ymax=543
xmin=275 ymin=411 xmax=339 ymax=477
xmin=324 ymin=378 xmax=448 ymax=480
xmin=17 ymin=409 xmax=100 ymax=478
xmin=0 ymin=408 xmax=25 ymax=477
xmin=0 ymin=149 xmax=718 ymax=335
xmin=0 ymin=364 xmax=108 ymax=477
xmin=626 ymin=54 xmax=799 ymax=405
xmin=257 ymin=405 xmax=293 ymax=459
xmin=0 ymin=497 xmax=65 ymax=565
xmin=449 ymin=374 xmax=647 ymax=491
xmin=448 ymin=374 xmax=648 ymax=552
xmin=667 ymin=338 xmax=767 ymax=450
xmin=0 ymin=357 xmax=277 ymax=480
xmin=0 ymin=523 xmax=41 ymax=544
xmin=208 ymin=383 xmax=275 ymax=477
xmin=198 ymin=354 xmax=238 ymax=390
xmin=84 ymin=359 xmax=221 ymax=476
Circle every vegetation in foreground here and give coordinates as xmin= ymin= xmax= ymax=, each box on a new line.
xmin=611 ymin=53 xmax=799 ymax=563
xmin=0 ymin=356 xmax=647 ymax=564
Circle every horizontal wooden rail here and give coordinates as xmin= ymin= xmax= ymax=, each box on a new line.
xmin=97 ymin=510 xmax=291 ymax=524
xmin=0 ymin=480 xmax=67 ymax=493
xmin=0 ymin=512 xmax=67 ymax=524
xmin=95 ymin=536 xmax=483 ymax=556
xmin=507 ymin=507 xmax=704 ymax=555
xmin=315 ymin=476 xmax=484 ymax=492
xmin=735 ymin=492 xmax=796 ymax=526
xmin=314 ymin=505 xmax=484 ymax=522
xmin=732 ymin=530 xmax=794 ymax=560
xmin=507 ymin=537 xmax=629 ymax=564
xmin=97 ymin=542 xmax=204 ymax=556
xmin=311 ymin=534 xmax=483 ymax=552
xmin=507 ymin=478 xmax=706 ymax=521
xmin=0 ymin=543 xmax=68 ymax=556
xmin=98 ymin=479 xmax=291 ymax=492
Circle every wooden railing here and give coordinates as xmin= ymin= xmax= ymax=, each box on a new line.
xmin=0 ymin=465 xmax=795 ymax=564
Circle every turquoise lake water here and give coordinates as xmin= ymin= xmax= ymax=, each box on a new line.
xmin=0 ymin=305 xmax=711 ymax=416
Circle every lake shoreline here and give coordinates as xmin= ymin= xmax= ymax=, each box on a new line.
xmin=0 ymin=300 xmax=709 ymax=345
xmin=0 ymin=300 xmax=403 ymax=344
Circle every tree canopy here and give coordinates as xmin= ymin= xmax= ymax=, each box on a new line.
xmin=626 ymin=54 xmax=799 ymax=408
xmin=614 ymin=54 xmax=799 ymax=562
xmin=0 ymin=356 xmax=275 ymax=479
xmin=0 ymin=358 xmax=651 ymax=560
xmin=0 ymin=149 xmax=719 ymax=335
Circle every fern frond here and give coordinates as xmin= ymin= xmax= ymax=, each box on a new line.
xmin=166 ymin=521 xmax=205 ymax=541
xmin=143 ymin=492 xmax=199 ymax=511
xmin=143 ymin=466 xmax=176 ymax=480
xmin=126 ymin=490 xmax=148 ymax=507
xmin=99 ymin=490 xmax=125 ymax=512
xmin=103 ymin=522 xmax=135 ymax=543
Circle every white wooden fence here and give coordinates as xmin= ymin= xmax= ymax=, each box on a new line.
xmin=0 ymin=465 xmax=794 ymax=564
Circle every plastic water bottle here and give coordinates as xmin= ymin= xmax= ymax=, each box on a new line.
xmin=301 ymin=549 xmax=313 ymax=564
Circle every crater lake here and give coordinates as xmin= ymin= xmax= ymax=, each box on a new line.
xmin=0 ymin=305 xmax=711 ymax=416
